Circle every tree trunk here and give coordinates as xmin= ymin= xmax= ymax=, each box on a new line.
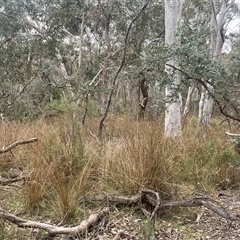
xmin=138 ymin=73 xmax=148 ymax=120
xmin=198 ymin=0 xmax=233 ymax=126
xmin=164 ymin=0 xmax=184 ymax=138
xmin=98 ymin=11 xmax=112 ymax=138
xmin=182 ymin=83 xmax=198 ymax=128
xmin=131 ymin=81 xmax=140 ymax=118
xmin=78 ymin=13 xmax=85 ymax=78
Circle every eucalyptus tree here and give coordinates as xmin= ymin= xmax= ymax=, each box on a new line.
xmin=0 ymin=0 xmax=88 ymax=119
xmin=0 ymin=0 xmax=36 ymax=118
xmin=164 ymin=0 xmax=184 ymax=138
xmin=198 ymin=0 xmax=238 ymax=126
xmin=117 ymin=0 xmax=165 ymax=119
xmin=168 ymin=0 xmax=240 ymax=128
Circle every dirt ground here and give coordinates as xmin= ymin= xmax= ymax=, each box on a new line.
xmin=1 ymin=180 xmax=240 ymax=240
xmin=87 ymin=189 xmax=240 ymax=240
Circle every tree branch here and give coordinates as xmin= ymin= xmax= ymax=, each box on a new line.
xmin=0 ymin=177 xmax=26 ymax=185
xmin=7 ymin=71 xmax=39 ymax=107
xmin=98 ymin=0 xmax=151 ymax=138
xmin=166 ymin=63 xmax=240 ymax=123
xmin=83 ymin=191 xmax=239 ymax=222
xmin=0 ymin=207 xmax=109 ymax=235
xmin=0 ymin=138 xmax=38 ymax=154
xmin=224 ymin=132 xmax=240 ymax=137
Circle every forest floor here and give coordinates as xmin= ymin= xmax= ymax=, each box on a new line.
xmin=1 ymin=179 xmax=240 ymax=240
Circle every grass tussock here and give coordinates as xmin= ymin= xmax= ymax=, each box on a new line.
xmin=1 ymin=114 xmax=240 ymax=223
xmin=176 ymin=119 xmax=240 ymax=190
xmin=100 ymin=121 xmax=175 ymax=198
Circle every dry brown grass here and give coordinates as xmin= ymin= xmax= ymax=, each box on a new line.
xmin=1 ymin=114 xmax=240 ymax=224
xmin=0 ymin=116 xmax=98 ymax=219
xmin=99 ymin=120 xmax=176 ymax=198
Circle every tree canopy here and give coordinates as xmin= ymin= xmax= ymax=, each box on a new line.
xmin=0 ymin=0 xmax=239 ymax=133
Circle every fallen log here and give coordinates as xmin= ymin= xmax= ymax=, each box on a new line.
xmin=0 ymin=207 xmax=109 ymax=235
xmin=82 ymin=190 xmax=239 ymax=222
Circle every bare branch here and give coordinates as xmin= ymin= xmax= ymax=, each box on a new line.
xmin=142 ymin=189 xmax=161 ymax=221
xmin=83 ymin=191 xmax=239 ymax=222
xmin=99 ymin=0 xmax=151 ymax=137
xmin=224 ymin=132 xmax=240 ymax=137
xmin=0 ymin=138 xmax=38 ymax=154
xmin=7 ymin=71 xmax=39 ymax=107
xmin=0 ymin=177 xmax=25 ymax=185
xmin=0 ymin=207 xmax=109 ymax=235
xmin=166 ymin=63 xmax=240 ymax=123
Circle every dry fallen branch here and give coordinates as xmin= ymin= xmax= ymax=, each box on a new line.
xmin=142 ymin=189 xmax=161 ymax=221
xmin=83 ymin=190 xmax=239 ymax=222
xmin=0 ymin=138 xmax=38 ymax=154
xmin=144 ymin=191 xmax=239 ymax=222
xmin=224 ymin=132 xmax=240 ymax=137
xmin=0 ymin=176 xmax=26 ymax=186
xmin=0 ymin=207 xmax=109 ymax=235
xmin=82 ymin=194 xmax=141 ymax=205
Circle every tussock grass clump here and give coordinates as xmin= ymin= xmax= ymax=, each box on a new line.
xmin=20 ymin=115 xmax=97 ymax=220
xmin=175 ymin=120 xmax=240 ymax=190
xmin=100 ymin=116 xmax=240 ymax=197
xmin=100 ymin=120 xmax=176 ymax=198
xmin=1 ymin=114 xmax=240 ymax=225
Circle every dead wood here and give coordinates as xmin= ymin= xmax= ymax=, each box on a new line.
xmin=0 ymin=176 xmax=26 ymax=185
xmin=0 ymin=207 xmax=109 ymax=235
xmin=113 ymin=231 xmax=130 ymax=240
xmin=83 ymin=190 xmax=239 ymax=222
xmin=82 ymin=194 xmax=141 ymax=205
xmin=142 ymin=189 xmax=160 ymax=221
xmin=224 ymin=131 xmax=240 ymax=137
xmin=0 ymin=138 xmax=38 ymax=154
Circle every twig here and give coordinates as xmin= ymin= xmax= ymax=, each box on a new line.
xmin=0 ymin=138 xmax=38 ymax=154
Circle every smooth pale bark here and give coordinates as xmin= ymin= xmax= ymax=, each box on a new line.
xmin=55 ymin=49 xmax=74 ymax=98
xmin=78 ymin=13 xmax=85 ymax=76
xmin=198 ymin=0 xmax=234 ymax=126
xmin=164 ymin=0 xmax=184 ymax=138
xmin=182 ymin=83 xmax=198 ymax=127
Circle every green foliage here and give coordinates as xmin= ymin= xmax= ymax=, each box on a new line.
xmin=43 ymin=98 xmax=78 ymax=118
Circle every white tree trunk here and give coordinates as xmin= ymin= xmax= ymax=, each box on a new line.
xmin=182 ymin=83 xmax=198 ymax=127
xmin=198 ymin=0 xmax=234 ymax=126
xmin=78 ymin=13 xmax=85 ymax=76
xmin=164 ymin=0 xmax=184 ymax=138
